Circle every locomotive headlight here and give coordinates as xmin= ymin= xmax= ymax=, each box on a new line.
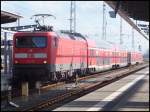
xmin=15 ymin=60 xmax=18 ymax=64
xmin=43 ymin=61 xmax=47 ymax=64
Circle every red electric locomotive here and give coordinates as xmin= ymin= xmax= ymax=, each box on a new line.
xmin=12 ymin=27 xmax=143 ymax=83
xmin=13 ymin=30 xmax=89 ymax=82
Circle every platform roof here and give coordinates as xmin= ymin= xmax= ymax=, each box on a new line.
xmin=106 ymin=1 xmax=149 ymax=22
xmin=1 ymin=10 xmax=22 ymax=24
xmin=106 ymin=1 xmax=149 ymax=40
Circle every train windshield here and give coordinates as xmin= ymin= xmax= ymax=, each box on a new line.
xmin=16 ymin=36 xmax=47 ymax=48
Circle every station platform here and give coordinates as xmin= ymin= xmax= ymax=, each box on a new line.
xmin=53 ymin=67 xmax=149 ymax=111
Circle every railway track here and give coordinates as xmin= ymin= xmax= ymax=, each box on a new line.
xmin=1 ymin=64 xmax=130 ymax=100
xmin=20 ymin=63 xmax=148 ymax=111
xmin=41 ymin=65 xmax=132 ymax=90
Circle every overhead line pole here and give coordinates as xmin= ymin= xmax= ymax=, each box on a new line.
xmin=132 ymin=27 xmax=134 ymax=51
xmin=102 ymin=2 xmax=106 ymax=40
xmin=120 ymin=17 xmax=123 ymax=45
xmin=74 ymin=1 xmax=76 ymax=33
xmin=70 ymin=1 xmax=73 ymax=33
xmin=70 ymin=1 xmax=76 ymax=33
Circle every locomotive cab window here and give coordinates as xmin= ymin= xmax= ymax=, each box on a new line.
xmin=15 ymin=36 xmax=47 ymax=48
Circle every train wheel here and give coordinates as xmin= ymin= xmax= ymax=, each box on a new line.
xmin=65 ymin=72 xmax=68 ymax=80
xmin=83 ymin=69 xmax=87 ymax=76
xmin=112 ymin=65 xmax=115 ymax=69
xmin=136 ymin=62 xmax=139 ymax=65
xmin=52 ymin=72 xmax=58 ymax=82
xmin=48 ymin=72 xmax=52 ymax=81
xmin=86 ymin=68 xmax=90 ymax=74
xmin=68 ymin=70 xmax=74 ymax=78
xmin=81 ymin=70 xmax=84 ymax=76
xmin=75 ymin=73 xmax=79 ymax=84
xmin=88 ymin=68 xmax=91 ymax=74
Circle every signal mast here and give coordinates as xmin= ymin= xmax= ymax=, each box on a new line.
xmin=69 ymin=1 xmax=76 ymax=33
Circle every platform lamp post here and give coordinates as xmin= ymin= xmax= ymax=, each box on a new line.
xmin=120 ymin=17 xmax=123 ymax=45
xmin=69 ymin=1 xmax=76 ymax=33
xmin=7 ymin=40 xmax=12 ymax=75
xmin=132 ymin=27 xmax=135 ymax=51
xmin=138 ymin=45 xmax=142 ymax=52
xmin=102 ymin=2 xmax=106 ymax=40
xmin=4 ymin=32 xmax=7 ymax=74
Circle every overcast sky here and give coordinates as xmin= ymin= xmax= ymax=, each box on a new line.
xmin=1 ymin=1 xmax=149 ymax=54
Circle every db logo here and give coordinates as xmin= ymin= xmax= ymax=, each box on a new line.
xmin=28 ymin=53 xmax=33 ymax=58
